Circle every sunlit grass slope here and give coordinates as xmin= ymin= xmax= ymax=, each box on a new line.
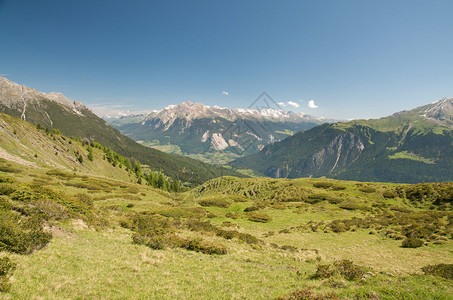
xmin=1 ymin=162 xmax=452 ymax=299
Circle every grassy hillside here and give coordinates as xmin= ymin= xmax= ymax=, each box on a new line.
xmin=0 ymin=97 xmax=245 ymax=185
xmin=0 ymin=160 xmax=452 ymax=298
xmin=0 ymin=113 xmax=138 ymax=183
xmin=231 ymin=114 xmax=453 ymax=183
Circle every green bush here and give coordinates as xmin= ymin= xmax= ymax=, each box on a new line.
xmin=0 ymin=211 xmax=52 ymax=254
xmin=237 ymin=232 xmax=260 ymax=244
xmin=333 ymin=260 xmax=366 ymax=281
xmin=0 ymin=184 xmax=15 ymax=196
xmin=0 ymin=165 xmax=21 ymax=174
xmin=150 ymin=207 xmax=206 ymax=219
xmin=247 ymin=211 xmax=272 ymax=223
xmin=0 ymin=176 xmax=15 ymax=184
xmin=198 ymin=198 xmax=231 ymax=208
xmin=277 ymin=288 xmax=339 ymax=300
xmin=225 ymin=212 xmax=239 ymax=219
xmin=383 ymin=190 xmax=397 ymax=198
xmin=244 ymin=205 xmax=260 ymax=212
xmin=313 ymin=264 xmax=336 ymax=279
xmin=422 ymin=264 xmax=453 ymax=280
xmin=180 ymin=239 xmax=227 ymax=255
xmin=306 ymin=193 xmax=328 ymax=204
xmin=401 ymin=238 xmax=424 ymax=248
xmin=329 ymin=220 xmax=349 ymax=233
xmin=228 ymin=195 xmax=248 ymax=202
xmin=312 ymin=260 xmax=366 ymax=281
xmin=325 ymin=196 xmax=343 ymax=205
xmin=358 ymin=186 xmax=376 ymax=193
xmin=0 ymin=257 xmax=16 ymax=293
xmin=338 ymin=201 xmax=369 ymax=211
xmin=331 ymin=184 xmax=346 ymax=191
xmin=280 ymin=245 xmax=298 ymax=252
xmin=313 ymin=182 xmax=334 ymax=189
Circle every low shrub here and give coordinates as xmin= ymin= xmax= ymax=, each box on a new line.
xmin=313 ymin=182 xmax=334 ymax=189
xmin=358 ymin=186 xmax=376 ymax=193
xmin=198 ymin=197 xmax=231 ymax=208
xmin=338 ymin=201 xmax=369 ymax=211
xmin=383 ymin=190 xmax=397 ymax=198
xmin=401 ymin=238 xmax=424 ymax=248
xmin=329 ymin=220 xmax=349 ymax=233
xmin=422 ymin=264 xmax=453 ymax=280
xmin=244 ymin=205 xmax=260 ymax=212
xmin=63 ymin=181 xmax=89 ymax=189
xmin=0 ymin=165 xmax=22 ymax=173
xmin=280 ymin=245 xmax=298 ymax=252
xmin=45 ymin=169 xmax=75 ymax=179
xmin=0 ymin=184 xmax=15 ymax=196
xmin=149 ymin=207 xmax=207 ymax=219
xmin=228 ymin=195 xmax=248 ymax=202
xmin=0 ymin=257 xmax=16 ymax=293
xmin=225 ymin=212 xmax=239 ymax=219
xmin=180 ymin=238 xmax=227 ymax=255
xmin=306 ymin=193 xmax=329 ymax=204
xmin=312 ymin=260 xmax=366 ymax=281
xmin=325 ymin=196 xmax=343 ymax=205
xmin=237 ymin=232 xmax=260 ymax=244
xmin=331 ymin=184 xmax=346 ymax=191
xmin=186 ymin=219 xmax=217 ymax=232
xmin=247 ymin=211 xmax=272 ymax=223
xmin=277 ymin=287 xmax=339 ymax=300
xmin=0 ymin=176 xmax=15 ymax=184
xmin=333 ymin=259 xmax=366 ymax=281
xmin=0 ymin=211 xmax=52 ymax=254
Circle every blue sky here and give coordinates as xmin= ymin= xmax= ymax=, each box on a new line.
xmin=1 ymin=0 xmax=452 ymax=119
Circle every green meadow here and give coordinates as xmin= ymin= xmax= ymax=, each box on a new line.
xmin=1 ymin=159 xmax=452 ymax=299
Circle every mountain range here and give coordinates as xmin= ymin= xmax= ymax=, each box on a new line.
xmin=107 ymin=100 xmax=326 ymax=163
xmin=0 ymin=77 xmax=244 ymax=185
xmin=231 ymin=98 xmax=453 ymax=183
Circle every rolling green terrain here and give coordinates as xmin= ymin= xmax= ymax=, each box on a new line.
xmin=0 ymin=150 xmax=452 ymax=298
xmin=1 ymin=82 xmax=452 ymax=299
xmin=231 ymin=98 xmax=453 ymax=183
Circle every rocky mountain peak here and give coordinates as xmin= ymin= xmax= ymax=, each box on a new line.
xmin=144 ymin=101 xmax=321 ymax=127
xmin=0 ymin=77 xmax=87 ymax=112
xmin=422 ymin=97 xmax=453 ymax=127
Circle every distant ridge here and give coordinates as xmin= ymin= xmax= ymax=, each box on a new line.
xmin=231 ymin=98 xmax=453 ymax=183
xmin=108 ymin=100 xmax=329 ymax=162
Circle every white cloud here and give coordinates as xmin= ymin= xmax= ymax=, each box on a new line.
xmin=288 ymin=101 xmax=300 ymax=108
xmin=277 ymin=102 xmax=286 ymax=106
xmin=222 ymin=91 xmax=229 ymax=96
xmin=308 ymin=100 xmax=318 ymax=109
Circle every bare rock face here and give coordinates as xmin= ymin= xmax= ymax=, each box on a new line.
xmin=423 ymin=98 xmax=453 ymax=128
xmin=310 ymin=132 xmax=365 ymax=174
xmin=0 ymin=77 xmax=89 ymax=121
xmin=210 ymin=133 xmax=229 ymax=150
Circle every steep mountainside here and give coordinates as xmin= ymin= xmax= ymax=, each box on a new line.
xmin=0 ymin=77 xmax=245 ymax=185
xmin=110 ymin=101 xmax=324 ymax=162
xmin=231 ymin=98 xmax=453 ymax=183
xmin=0 ymin=113 xmax=138 ymax=182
